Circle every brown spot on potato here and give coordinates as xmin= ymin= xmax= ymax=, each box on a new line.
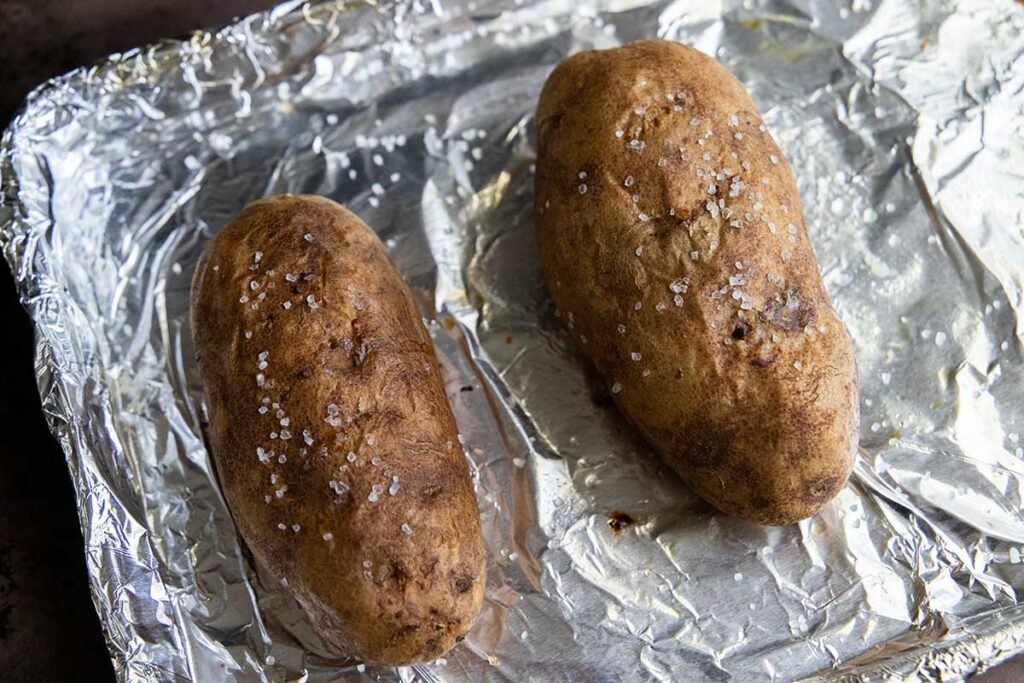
xmin=806 ymin=476 xmax=840 ymax=505
xmin=763 ymin=288 xmax=817 ymax=331
xmin=387 ymin=561 xmax=409 ymax=591
xmin=538 ymin=113 xmax=563 ymax=149
xmin=421 ymin=556 xmax=439 ymax=578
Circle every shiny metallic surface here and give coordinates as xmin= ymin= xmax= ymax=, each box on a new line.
xmin=1 ymin=0 xmax=1023 ymax=680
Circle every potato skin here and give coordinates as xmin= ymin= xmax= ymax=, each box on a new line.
xmin=190 ymin=195 xmax=485 ymax=664
xmin=534 ymin=40 xmax=858 ymax=525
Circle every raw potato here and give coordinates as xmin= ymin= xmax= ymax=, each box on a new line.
xmin=191 ymin=195 xmax=485 ymax=664
xmin=534 ymin=40 xmax=859 ymax=525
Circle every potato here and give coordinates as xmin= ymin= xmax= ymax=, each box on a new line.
xmin=533 ymin=40 xmax=858 ymax=525
xmin=190 ymin=195 xmax=485 ymax=664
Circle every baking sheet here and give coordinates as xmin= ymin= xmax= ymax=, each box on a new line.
xmin=1 ymin=0 xmax=1023 ymax=680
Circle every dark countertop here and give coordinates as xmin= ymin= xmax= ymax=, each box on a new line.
xmin=0 ymin=1 xmax=1020 ymax=681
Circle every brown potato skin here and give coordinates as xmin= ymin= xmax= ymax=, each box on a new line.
xmin=191 ymin=195 xmax=485 ymax=664
xmin=534 ymin=40 xmax=858 ymax=525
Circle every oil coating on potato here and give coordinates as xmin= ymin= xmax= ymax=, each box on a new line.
xmin=534 ymin=40 xmax=859 ymax=525
xmin=191 ymin=195 xmax=485 ymax=664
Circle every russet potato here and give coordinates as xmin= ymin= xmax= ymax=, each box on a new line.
xmin=191 ymin=195 xmax=485 ymax=664
xmin=534 ymin=40 xmax=859 ymax=525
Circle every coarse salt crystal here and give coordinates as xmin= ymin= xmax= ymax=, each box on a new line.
xmin=369 ymin=485 xmax=383 ymax=503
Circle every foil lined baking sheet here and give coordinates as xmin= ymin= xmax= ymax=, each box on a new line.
xmin=2 ymin=0 xmax=1023 ymax=680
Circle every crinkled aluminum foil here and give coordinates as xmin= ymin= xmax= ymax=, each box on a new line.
xmin=2 ymin=0 xmax=1023 ymax=680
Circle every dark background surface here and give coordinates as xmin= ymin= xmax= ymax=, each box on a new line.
xmin=0 ymin=1 xmax=1020 ymax=681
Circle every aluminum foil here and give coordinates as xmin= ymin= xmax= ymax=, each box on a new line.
xmin=2 ymin=0 xmax=1023 ymax=680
